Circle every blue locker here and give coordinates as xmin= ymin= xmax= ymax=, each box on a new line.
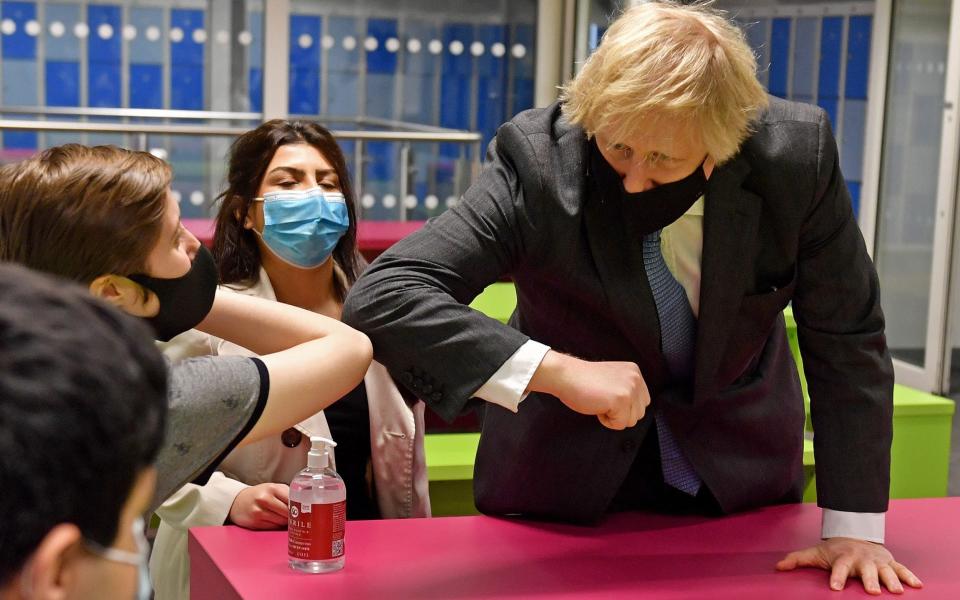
xmin=439 ymin=22 xmax=474 ymax=161
xmin=2 ymin=1 xmax=37 ymax=149
xmin=1 ymin=1 xmax=35 ymax=59
xmin=249 ymin=68 xmax=263 ymax=112
xmin=129 ymin=64 xmax=163 ymax=109
xmin=87 ymin=5 xmax=121 ymax=108
xmin=365 ymin=18 xmax=399 ymax=186
xmin=510 ymin=23 xmax=534 ymax=118
xmin=817 ymin=16 xmax=843 ymax=127
xmin=248 ymin=11 xmax=263 ymax=112
xmin=588 ymin=24 xmax=605 ymax=54
xmin=846 ymin=180 xmax=860 ymax=217
xmin=366 ymin=18 xmax=398 ymax=76
xmin=400 ymin=20 xmax=441 ymax=215
xmin=45 ymin=4 xmax=80 ymax=109
xmin=841 ymin=99 xmax=866 ymax=180
xmin=842 ymin=15 xmax=872 ymax=217
xmin=768 ymin=18 xmax=790 ymax=98
xmin=435 ymin=22 xmax=475 ymax=205
xmin=44 ymin=4 xmax=80 ymax=59
xmin=128 ymin=7 xmax=164 ymax=109
xmin=400 ymin=20 xmax=439 ymax=125
xmin=326 ymin=16 xmax=361 ymax=118
xmin=170 ymin=9 xmax=204 ymax=110
xmin=289 ymin=14 xmax=321 ymax=115
xmin=845 ymin=15 xmax=871 ymax=100
xmin=476 ymin=24 xmax=507 ymax=150
xmin=46 ymin=61 xmax=80 ymax=106
xmin=791 ymin=18 xmax=817 ymax=104
xmin=742 ymin=18 xmax=770 ymax=88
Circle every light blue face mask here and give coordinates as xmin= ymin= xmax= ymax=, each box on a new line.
xmin=253 ymin=187 xmax=350 ymax=269
xmin=82 ymin=517 xmax=152 ymax=600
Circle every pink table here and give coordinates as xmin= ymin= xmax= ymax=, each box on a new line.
xmin=190 ymin=498 xmax=958 ymax=599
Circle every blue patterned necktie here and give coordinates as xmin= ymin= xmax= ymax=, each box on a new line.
xmin=642 ymin=229 xmax=702 ymax=496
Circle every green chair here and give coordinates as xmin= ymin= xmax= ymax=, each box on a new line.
xmin=469 ymin=281 xmax=517 ymax=324
xmin=424 ymin=433 xmax=481 ymax=516
xmin=421 ymin=284 xmax=516 ymax=515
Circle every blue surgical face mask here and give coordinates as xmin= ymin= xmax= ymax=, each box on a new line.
xmin=253 ymin=187 xmax=350 ymax=269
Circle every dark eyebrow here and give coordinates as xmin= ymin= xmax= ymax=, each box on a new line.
xmin=267 ymin=166 xmax=339 ymax=182
xmin=267 ymin=166 xmax=305 ymax=178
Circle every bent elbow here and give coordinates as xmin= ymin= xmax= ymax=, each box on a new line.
xmin=354 ymin=329 xmax=374 ymax=369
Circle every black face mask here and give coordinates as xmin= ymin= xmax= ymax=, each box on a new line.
xmin=590 ymin=139 xmax=707 ymax=237
xmin=128 ymin=245 xmax=218 ymax=342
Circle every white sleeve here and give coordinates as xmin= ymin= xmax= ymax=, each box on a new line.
xmin=154 ymin=471 xmax=249 ymax=529
xmin=471 ymin=340 xmax=551 ymax=412
xmin=157 ymin=328 xmax=219 ymax=363
xmin=150 ymin=473 xmax=250 ymax=600
xmin=821 ymin=509 xmax=885 ymax=544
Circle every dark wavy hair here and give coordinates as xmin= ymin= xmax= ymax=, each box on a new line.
xmin=212 ymin=120 xmax=364 ymax=301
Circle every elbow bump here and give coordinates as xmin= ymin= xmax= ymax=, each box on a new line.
xmin=354 ymin=331 xmax=374 ymax=366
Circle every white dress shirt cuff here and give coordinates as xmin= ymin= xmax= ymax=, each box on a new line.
xmin=821 ymin=509 xmax=885 ymax=544
xmin=472 ymin=340 xmax=551 ymax=412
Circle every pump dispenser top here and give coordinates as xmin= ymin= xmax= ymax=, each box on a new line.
xmin=307 ymin=436 xmax=337 ymax=469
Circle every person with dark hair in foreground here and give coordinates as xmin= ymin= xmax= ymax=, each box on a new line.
xmin=0 ymin=264 xmax=167 ymax=600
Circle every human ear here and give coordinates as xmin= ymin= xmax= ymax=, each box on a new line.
xmin=88 ymin=275 xmax=159 ymax=318
xmin=233 ymin=197 xmax=255 ymax=231
xmin=17 ymin=523 xmax=82 ymax=600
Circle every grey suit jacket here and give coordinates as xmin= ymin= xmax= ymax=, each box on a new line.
xmin=343 ymin=97 xmax=894 ymax=523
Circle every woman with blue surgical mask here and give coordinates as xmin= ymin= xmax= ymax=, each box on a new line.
xmin=151 ymin=121 xmax=430 ymax=600
xmin=252 ymin=186 xmax=350 ymax=269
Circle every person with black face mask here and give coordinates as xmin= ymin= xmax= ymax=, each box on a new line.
xmin=342 ymin=1 xmax=916 ymax=595
xmin=0 ymin=143 xmax=374 ymax=515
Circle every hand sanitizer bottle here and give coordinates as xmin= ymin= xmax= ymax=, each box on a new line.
xmin=288 ymin=436 xmax=346 ymax=573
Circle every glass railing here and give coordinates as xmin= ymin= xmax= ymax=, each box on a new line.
xmin=0 ymin=107 xmax=483 ymax=221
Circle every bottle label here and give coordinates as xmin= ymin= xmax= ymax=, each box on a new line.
xmin=288 ymin=500 xmax=346 ymax=560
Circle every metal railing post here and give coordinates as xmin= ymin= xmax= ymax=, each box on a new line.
xmin=353 ymin=139 xmax=365 ymax=218
xmin=398 ymin=142 xmax=411 ymax=222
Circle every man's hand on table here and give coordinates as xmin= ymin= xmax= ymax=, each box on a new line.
xmin=528 ymin=351 xmax=650 ymax=430
xmin=776 ymin=537 xmax=922 ymax=594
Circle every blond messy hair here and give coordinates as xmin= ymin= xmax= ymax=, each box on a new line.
xmin=560 ymin=0 xmax=768 ymax=164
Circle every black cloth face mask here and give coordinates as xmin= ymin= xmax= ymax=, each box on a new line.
xmin=128 ymin=244 xmax=218 ymax=342
xmin=590 ymin=139 xmax=708 ymax=237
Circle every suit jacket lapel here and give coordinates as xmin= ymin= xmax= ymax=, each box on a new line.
xmin=694 ymin=154 xmax=761 ymax=403
xmin=581 ymin=140 xmax=670 ymax=388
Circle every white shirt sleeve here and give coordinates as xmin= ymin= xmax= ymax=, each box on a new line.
xmin=472 ymin=340 xmax=551 ymax=412
xmin=822 ymin=508 xmax=885 ymax=543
